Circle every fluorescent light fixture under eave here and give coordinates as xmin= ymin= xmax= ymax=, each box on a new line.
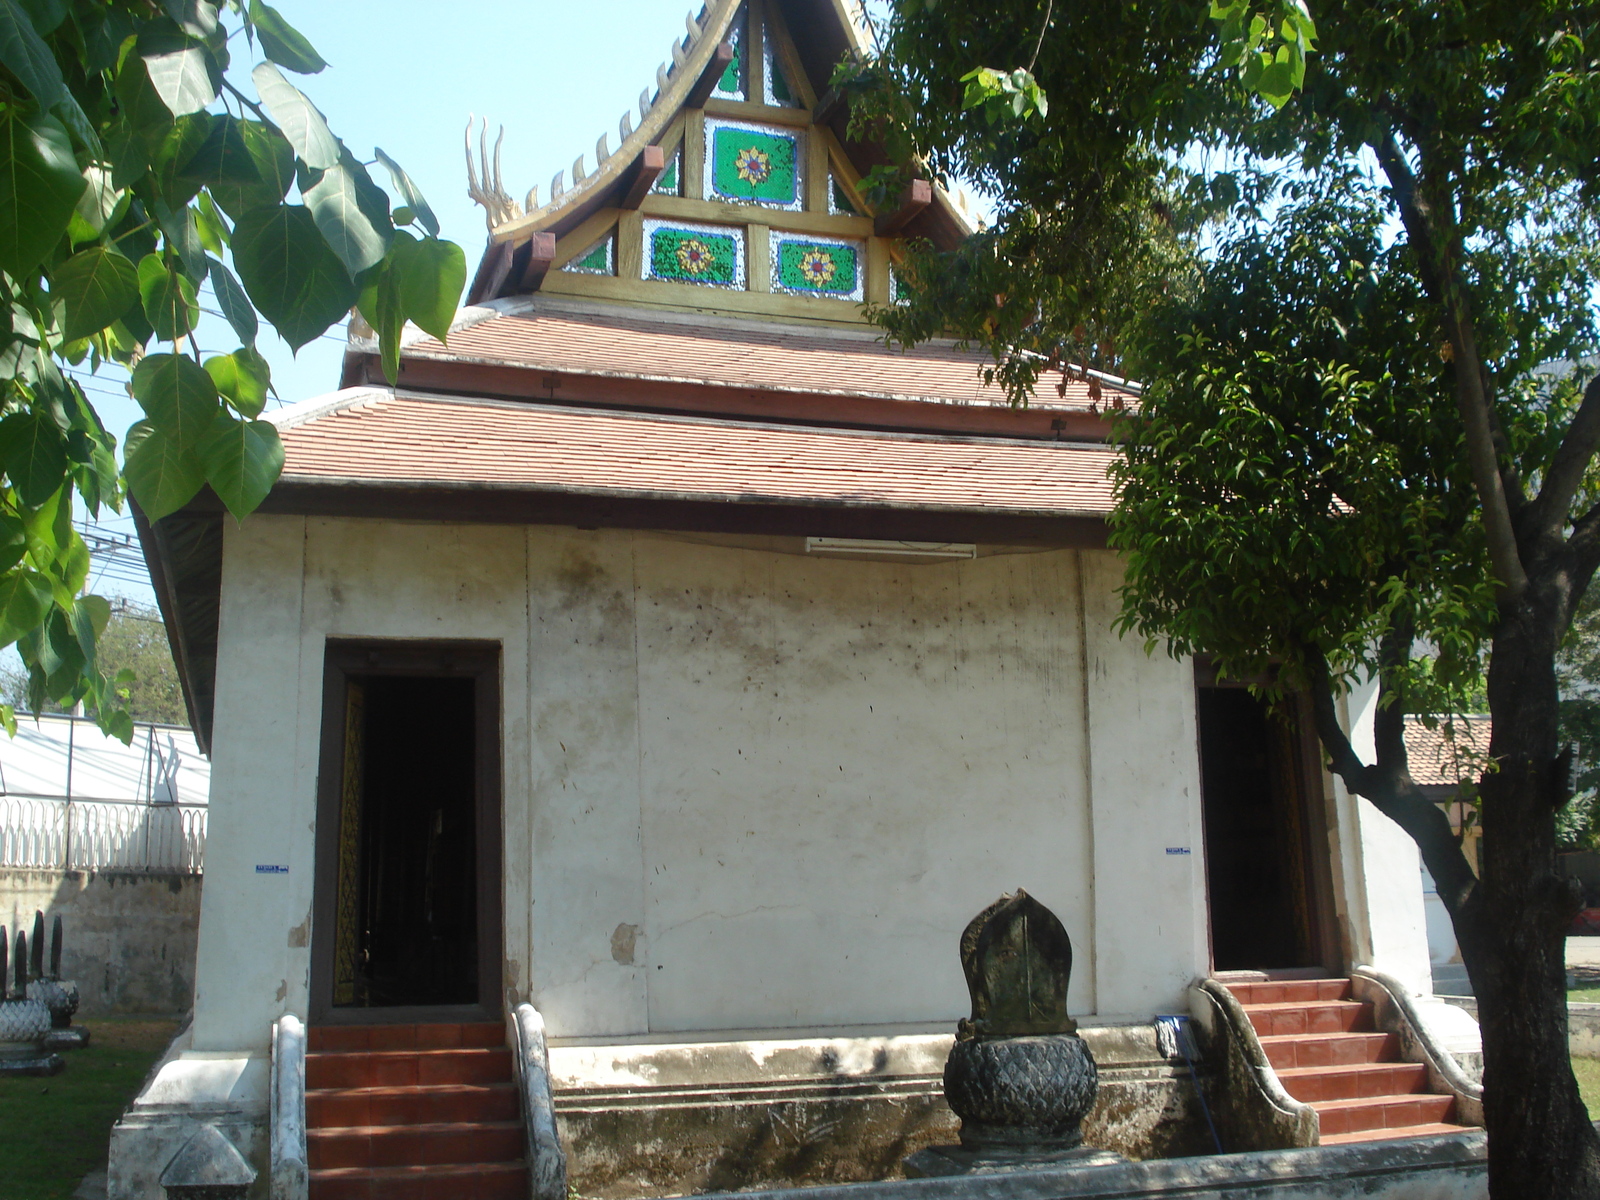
xmin=804 ymin=537 xmax=977 ymax=561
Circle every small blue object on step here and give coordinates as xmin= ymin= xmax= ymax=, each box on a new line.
xmin=1155 ymin=1014 xmax=1223 ymax=1154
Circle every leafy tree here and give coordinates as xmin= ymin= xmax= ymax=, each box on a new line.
xmin=2 ymin=599 xmax=186 ymax=723
xmin=845 ymin=1 xmax=1600 ymax=1193
xmin=0 ymin=0 xmax=466 ymax=742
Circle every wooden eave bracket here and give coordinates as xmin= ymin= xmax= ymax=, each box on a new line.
xmin=687 ymin=42 xmax=736 ymax=108
xmin=875 ymin=179 xmax=932 ymax=237
xmin=813 ymin=86 xmax=846 ymax=126
xmin=621 ymin=145 xmax=667 ymax=210
xmin=503 ymin=232 xmax=558 ymax=296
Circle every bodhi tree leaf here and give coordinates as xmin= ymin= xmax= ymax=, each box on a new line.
xmin=0 ymin=410 xmax=68 ymax=505
xmin=206 ymin=120 xmax=293 ymax=218
xmin=137 ymin=20 xmax=221 ymax=117
xmin=249 ymin=0 xmax=326 ymax=74
xmin=251 ymin=61 xmax=339 ymax=170
xmin=198 ymin=411 xmax=283 ymax=520
xmin=123 ymin=419 xmax=206 ymax=520
xmin=179 ymin=115 xmax=265 ymax=187
xmin=205 ymin=346 xmax=270 ymax=417
xmin=206 ymin=255 xmax=258 ymax=345
xmin=137 ymin=254 xmax=200 ymax=340
xmin=0 ymin=569 xmax=52 ymax=647
xmin=302 ymin=158 xmax=391 ymax=278
xmin=231 ymin=203 xmax=357 ymax=350
xmin=54 ymin=246 xmax=140 ymax=341
xmin=375 ymin=148 xmax=438 ymax=237
xmin=130 ymin=352 xmax=219 ymax=450
xmin=0 ymin=0 xmax=65 ymax=107
xmin=395 ymin=233 xmax=466 ymax=344
xmin=0 ymin=110 xmax=87 ymax=277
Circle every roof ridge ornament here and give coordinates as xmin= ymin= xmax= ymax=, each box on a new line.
xmin=480 ymin=0 xmax=743 ymax=240
xmin=465 ymin=116 xmax=523 ymax=230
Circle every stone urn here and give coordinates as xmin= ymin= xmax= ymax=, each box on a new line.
xmin=26 ymin=913 xmax=87 ymax=1050
xmin=0 ymin=927 xmax=64 ymax=1077
xmin=944 ymin=890 xmax=1099 ymax=1150
xmin=907 ymin=890 xmax=1118 ymax=1176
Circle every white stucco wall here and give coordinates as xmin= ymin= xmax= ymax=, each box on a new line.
xmin=1340 ymin=675 xmax=1435 ymax=996
xmin=191 ymin=519 xmax=1217 ymax=1052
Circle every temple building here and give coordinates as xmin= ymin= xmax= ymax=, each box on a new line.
xmin=111 ymin=2 xmax=1475 ymax=1197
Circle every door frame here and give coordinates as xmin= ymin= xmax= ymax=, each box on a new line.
xmin=308 ymin=639 xmax=504 ymax=1026
xmin=1193 ymin=660 xmax=1342 ymax=977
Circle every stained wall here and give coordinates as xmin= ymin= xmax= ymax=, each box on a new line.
xmin=188 ymin=517 xmax=1226 ymax=1052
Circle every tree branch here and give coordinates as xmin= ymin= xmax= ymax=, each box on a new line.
xmin=1527 ymin=371 xmax=1600 ymax=550
xmin=1301 ymin=640 xmax=1480 ymax=920
xmin=1372 ymin=131 xmax=1529 ymax=603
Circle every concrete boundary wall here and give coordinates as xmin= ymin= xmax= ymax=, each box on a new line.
xmin=687 ymin=1132 xmax=1491 ymax=1200
xmin=0 ymin=868 xmax=201 ymax=1016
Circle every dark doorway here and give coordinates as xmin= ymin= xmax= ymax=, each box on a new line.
xmin=311 ymin=643 xmax=502 ymax=1023
xmin=1196 ymin=684 xmax=1334 ymax=972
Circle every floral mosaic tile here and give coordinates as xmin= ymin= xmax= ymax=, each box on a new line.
xmin=705 ymin=118 xmax=802 ymax=211
xmin=770 ymin=232 xmax=864 ymax=300
xmin=644 ymin=218 xmax=746 ymax=289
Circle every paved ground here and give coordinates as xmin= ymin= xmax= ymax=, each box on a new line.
xmin=1569 ymin=936 xmax=1600 ymax=986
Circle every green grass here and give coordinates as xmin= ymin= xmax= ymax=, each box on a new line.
xmin=1577 ymin=1057 xmax=1600 ymax=1119
xmin=1571 ymin=986 xmax=1600 ymax=1004
xmin=0 ymin=1019 xmax=179 ymax=1200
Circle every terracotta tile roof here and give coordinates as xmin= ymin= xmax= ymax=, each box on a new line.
xmin=396 ymin=300 xmax=1130 ymax=413
xmin=1404 ymin=715 xmax=1489 ymax=787
xmin=274 ymin=389 xmax=1117 ymax=517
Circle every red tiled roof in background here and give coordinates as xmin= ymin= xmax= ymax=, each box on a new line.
xmin=276 ymin=390 xmax=1118 ymax=516
xmin=1403 ymin=715 xmax=1489 ymax=788
xmin=400 ymin=301 xmax=1130 ymax=413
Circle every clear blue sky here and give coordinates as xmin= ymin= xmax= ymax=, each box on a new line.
xmin=82 ymin=0 xmax=809 ymax=603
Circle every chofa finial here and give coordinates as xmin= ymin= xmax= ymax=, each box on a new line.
xmin=465 ymin=115 xmax=524 ymax=231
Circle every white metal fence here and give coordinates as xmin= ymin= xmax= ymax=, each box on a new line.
xmin=0 ymin=795 xmax=207 ymax=873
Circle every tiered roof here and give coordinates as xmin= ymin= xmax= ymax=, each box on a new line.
xmin=139 ymin=0 xmax=1127 ymax=746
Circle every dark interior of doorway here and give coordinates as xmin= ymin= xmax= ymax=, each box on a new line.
xmin=343 ymin=675 xmax=479 ymax=1008
xmin=1197 ymin=686 xmax=1322 ymax=972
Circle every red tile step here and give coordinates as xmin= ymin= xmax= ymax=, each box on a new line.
xmin=1277 ymin=1062 xmax=1427 ymax=1103
xmin=1223 ymin=978 xmax=1474 ymax=1146
xmin=309 ymin=1022 xmax=507 ymax=1052
xmin=1321 ymin=1122 xmax=1472 ymax=1146
xmin=305 ymin=1023 xmax=527 ymax=1200
xmin=307 ymin=1047 xmax=513 ymax=1090
xmin=1313 ymin=1094 xmax=1456 ymax=1137
xmin=1228 ymin=979 xmax=1351 ymax=1005
xmin=307 ymin=1161 xmax=528 ymax=1200
xmin=1259 ymin=1031 xmax=1397 ymax=1070
xmin=1245 ymin=999 xmax=1371 ymax=1038
xmin=307 ymin=1083 xmax=520 ymax=1128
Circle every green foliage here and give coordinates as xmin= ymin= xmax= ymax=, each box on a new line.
xmin=0 ymin=0 xmax=467 ymax=740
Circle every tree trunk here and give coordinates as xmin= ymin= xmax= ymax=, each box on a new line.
xmin=1466 ymin=605 xmax=1600 ymax=1198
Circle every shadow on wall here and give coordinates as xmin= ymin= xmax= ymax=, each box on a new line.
xmin=0 ymin=868 xmax=201 ymax=1016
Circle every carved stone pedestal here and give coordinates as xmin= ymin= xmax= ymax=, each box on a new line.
xmin=906 ymin=890 xmax=1123 ymax=1178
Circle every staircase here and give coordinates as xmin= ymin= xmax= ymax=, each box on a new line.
xmin=305 ymin=1022 xmax=529 ymax=1199
xmin=1225 ymin=979 xmax=1471 ymax=1144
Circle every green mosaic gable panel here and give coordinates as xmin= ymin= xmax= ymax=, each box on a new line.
xmin=829 ymin=174 xmax=859 ymax=216
xmin=653 ymin=150 xmax=681 ymax=196
xmin=712 ymin=6 xmax=747 ymax=100
xmin=763 ymin=33 xmax=796 ymax=106
xmin=705 ymin=119 xmax=802 ymax=210
xmin=563 ymin=234 xmax=615 ymax=276
xmin=770 ymin=233 xmax=864 ymax=301
xmin=644 ymin=218 xmax=745 ymax=289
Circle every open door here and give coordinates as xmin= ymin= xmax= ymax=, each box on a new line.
xmin=310 ymin=642 xmax=502 ymax=1024
xmin=1196 ymin=673 xmax=1339 ymax=974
